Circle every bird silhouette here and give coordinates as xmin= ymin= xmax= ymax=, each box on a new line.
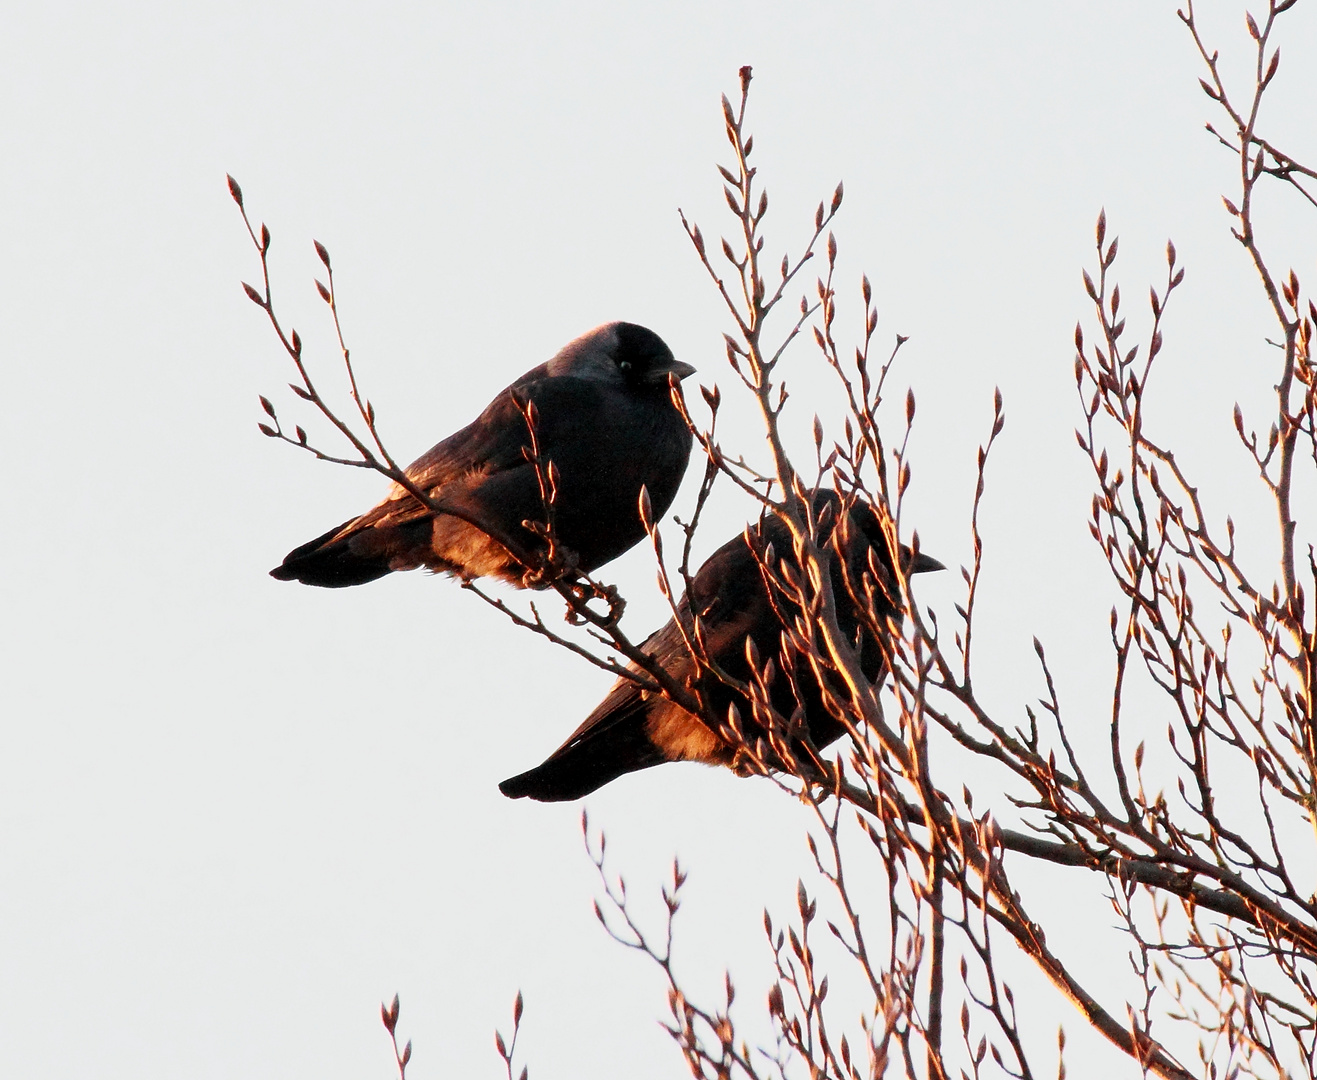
xmin=500 ymin=491 xmax=942 ymax=800
xmin=270 ymin=322 xmax=694 ymax=588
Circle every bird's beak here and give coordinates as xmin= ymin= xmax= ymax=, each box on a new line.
xmin=646 ymin=359 xmax=697 ymax=385
xmin=908 ymin=551 xmax=945 ymax=575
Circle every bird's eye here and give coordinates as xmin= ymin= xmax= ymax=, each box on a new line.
xmin=619 ymin=360 xmax=633 ymax=375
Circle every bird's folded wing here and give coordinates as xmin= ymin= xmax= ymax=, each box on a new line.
xmin=397 ymin=375 xmax=612 ymax=497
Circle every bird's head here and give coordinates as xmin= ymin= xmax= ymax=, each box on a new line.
xmin=548 ymin=321 xmax=696 ymax=389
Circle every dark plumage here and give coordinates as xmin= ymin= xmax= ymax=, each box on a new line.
xmin=500 ymin=493 xmax=943 ymax=801
xmin=270 ymin=322 xmax=695 ymax=588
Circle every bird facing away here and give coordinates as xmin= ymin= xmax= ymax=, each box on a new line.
xmin=499 ymin=492 xmax=943 ymax=802
xmin=270 ymin=322 xmax=695 ymax=589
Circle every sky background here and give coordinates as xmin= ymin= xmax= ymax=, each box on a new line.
xmin=2 ymin=1 xmax=1315 ymax=1077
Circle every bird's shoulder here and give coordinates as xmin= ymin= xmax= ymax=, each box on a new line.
xmin=688 ymin=530 xmax=770 ymax=623
xmin=392 ymin=365 xmax=563 ymax=487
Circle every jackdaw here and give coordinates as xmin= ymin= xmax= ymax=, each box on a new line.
xmin=270 ymin=322 xmax=695 ymax=588
xmin=499 ymin=492 xmax=943 ymax=801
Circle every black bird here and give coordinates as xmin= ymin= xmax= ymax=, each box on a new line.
xmin=500 ymin=492 xmax=943 ymax=801
xmin=270 ymin=322 xmax=695 ymax=588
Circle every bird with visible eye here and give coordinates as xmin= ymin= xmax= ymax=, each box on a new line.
xmin=499 ymin=490 xmax=944 ymax=802
xmin=269 ymin=322 xmax=695 ymax=589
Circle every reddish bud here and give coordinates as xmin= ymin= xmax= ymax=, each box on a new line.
xmin=226 ymin=174 xmax=243 ymax=207
xmin=1263 ymin=48 xmax=1280 ymax=87
xmin=638 ymin=484 xmax=654 ymax=530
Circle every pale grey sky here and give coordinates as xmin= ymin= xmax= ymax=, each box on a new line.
xmin=2 ymin=2 xmax=1314 ymax=1077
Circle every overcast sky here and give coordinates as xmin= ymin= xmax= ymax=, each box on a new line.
xmin=2 ymin=2 xmax=1314 ymax=1077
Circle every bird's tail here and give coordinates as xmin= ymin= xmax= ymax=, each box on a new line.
xmin=269 ymin=518 xmax=418 ymax=588
xmin=499 ymin=704 xmax=666 ymax=802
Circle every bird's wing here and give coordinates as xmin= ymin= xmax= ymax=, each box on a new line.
xmin=496 ymin=620 xmax=677 ymax=801
xmin=537 ymin=619 xmax=684 ymax=756
xmin=533 ymin=531 xmax=770 ymax=759
xmin=352 ymin=369 xmax=615 ymax=530
xmin=500 ymin=530 xmax=789 ymax=800
xmin=387 ymin=368 xmax=545 ymax=492
xmin=496 ymin=685 xmax=668 ymax=801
